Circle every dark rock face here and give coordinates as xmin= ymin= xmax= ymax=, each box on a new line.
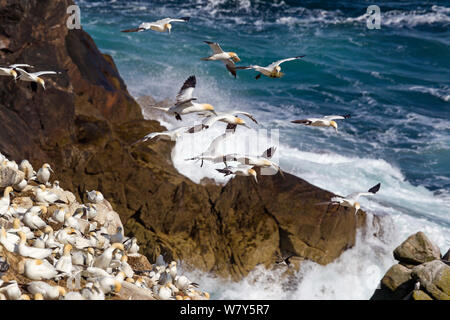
xmin=0 ymin=0 xmax=366 ymax=279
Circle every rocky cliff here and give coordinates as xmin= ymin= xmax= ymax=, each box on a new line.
xmin=0 ymin=0 xmax=367 ymax=279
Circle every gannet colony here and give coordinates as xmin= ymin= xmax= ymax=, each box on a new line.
xmin=0 ymin=153 xmax=208 ymax=300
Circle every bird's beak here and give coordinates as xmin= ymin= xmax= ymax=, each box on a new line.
xmin=254 ymin=175 xmax=258 ymax=184
xmin=10 ymin=70 xmax=17 ymax=80
xmin=232 ymin=56 xmax=241 ymax=63
xmin=49 ymin=167 xmax=54 ymax=173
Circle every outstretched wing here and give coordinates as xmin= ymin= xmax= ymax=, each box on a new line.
xmin=9 ymin=64 xmax=33 ymax=69
xmin=268 ymin=55 xmax=305 ymax=69
xmin=223 ymin=60 xmax=237 ymax=78
xmin=291 ymin=119 xmax=313 ymax=125
xmin=33 ymin=71 xmax=58 ymax=77
xmin=121 ymin=27 xmax=146 ymax=33
xmin=348 ymin=183 xmax=381 ymax=201
xmin=176 ymin=76 xmax=196 ymax=105
xmin=167 ymin=17 xmax=190 ymax=23
xmin=323 ymin=114 xmax=351 ymax=120
xmin=204 ymin=41 xmax=224 ymax=54
xmin=229 ymin=111 xmax=258 ymax=124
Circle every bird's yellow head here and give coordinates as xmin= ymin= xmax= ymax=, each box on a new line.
xmin=202 ymin=104 xmax=215 ymax=112
xmin=10 ymin=69 xmax=17 ymax=79
xmin=44 ymin=226 xmax=53 ymax=234
xmin=236 ymin=117 xmax=246 ymax=125
xmin=4 ymin=186 xmax=13 ymax=195
xmin=40 ymin=206 xmax=48 ymax=214
xmin=37 ymin=78 xmax=46 ymax=90
xmin=165 ymin=23 xmax=172 ymax=33
xmin=354 ymin=202 xmax=361 ymax=214
xmin=57 ymin=287 xmax=67 ymax=297
xmin=64 ymin=244 xmax=73 ymax=255
xmin=229 ymin=52 xmax=241 ymax=63
xmin=17 ymin=231 xmax=27 ymax=243
xmin=39 ymin=185 xmax=46 ymax=191
xmin=34 ymin=293 xmax=44 ymax=300
xmin=112 ymin=243 xmax=125 ymax=251
xmin=248 ymin=169 xmax=258 ymax=183
xmin=13 ymin=218 xmax=21 ymax=229
xmin=114 ymin=281 xmax=122 ymax=293
xmin=330 ymin=121 xmax=338 ymax=133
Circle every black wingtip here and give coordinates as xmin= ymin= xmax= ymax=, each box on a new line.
xmin=368 ymin=183 xmax=381 ymax=194
xmin=297 ymin=55 xmax=306 ymax=59
xmin=343 ymin=114 xmax=351 ymax=119
xmin=181 ymin=17 xmax=191 ymax=22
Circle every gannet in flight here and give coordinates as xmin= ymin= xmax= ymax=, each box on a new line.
xmin=238 ymin=55 xmax=305 ymax=79
xmin=216 ymin=165 xmax=258 ymax=183
xmin=0 ymin=64 xmax=33 ymax=80
xmin=187 ymin=112 xmax=256 ymax=134
xmin=231 ymin=147 xmax=283 ymax=177
xmin=121 ymin=17 xmax=190 ymax=34
xmin=202 ymin=41 xmax=241 ymax=78
xmin=133 ymin=126 xmax=189 ymax=145
xmin=152 ymin=76 xmax=217 ymax=121
xmin=292 ymin=114 xmax=351 ymax=133
xmin=198 ymin=110 xmax=258 ymax=132
xmin=15 ymin=68 xmax=61 ymax=91
xmin=318 ymin=183 xmax=381 ymax=215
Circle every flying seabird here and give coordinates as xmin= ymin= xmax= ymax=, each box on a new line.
xmin=318 ymin=183 xmax=381 ymax=215
xmin=292 ymin=115 xmax=351 ymax=133
xmin=238 ymin=56 xmax=305 ymax=79
xmin=121 ymin=17 xmax=190 ymax=34
xmin=187 ymin=113 xmax=254 ymax=134
xmin=15 ymin=68 xmax=61 ymax=91
xmin=216 ymin=165 xmax=259 ymax=183
xmin=0 ymin=64 xmax=33 ymax=80
xmin=133 ymin=126 xmax=189 ymax=145
xmin=152 ymin=76 xmax=217 ymax=121
xmin=202 ymin=41 xmax=241 ymax=78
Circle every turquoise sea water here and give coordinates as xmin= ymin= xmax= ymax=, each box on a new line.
xmin=77 ymin=0 xmax=450 ymax=299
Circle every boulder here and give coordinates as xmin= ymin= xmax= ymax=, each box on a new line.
xmin=393 ymin=232 xmax=441 ymax=265
xmin=381 ymin=264 xmax=413 ymax=293
xmin=411 ymin=260 xmax=450 ymax=300
xmin=443 ymin=249 xmax=450 ymax=262
xmin=0 ymin=167 xmax=24 ymax=188
xmin=412 ymin=290 xmax=433 ymax=300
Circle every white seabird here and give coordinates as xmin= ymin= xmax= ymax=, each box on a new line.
xmin=201 ymin=41 xmax=241 ymax=78
xmin=0 ymin=64 xmax=33 ymax=80
xmin=19 ymin=160 xmax=35 ymax=180
xmin=27 ymin=281 xmax=66 ymax=300
xmin=216 ymin=165 xmax=259 ymax=183
xmin=24 ymin=259 xmax=59 ymax=280
xmin=292 ymin=114 xmax=351 ymax=133
xmin=55 ymin=244 xmax=73 ymax=275
xmin=15 ymin=68 xmax=61 ymax=90
xmin=0 ymin=186 xmax=14 ymax=217
xmin=187 ymin=113 xmax=253 ymax=134
xmin=318 ymin=183 xmax=381 ymax=215
xmin=36 ymin=163 xmax=53 ymax=185
xmin=17 ymin=231 xmax=53 ymax=259
xmin=238 ymin=55 xmax=305 ymax=79
xmin=121 ymin=17 xmax=190 ymax=34
xmin=86 ymin=190 xmax=104 ymax=203
xmin=133 ymin=126 xmax=189 ymax=145
xmin=152 ymin=76 xmax=217 ymax=121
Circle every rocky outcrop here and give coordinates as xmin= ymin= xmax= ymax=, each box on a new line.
xmin=0 ymin=0 xmax=367 ymax=279
xmin=393 ymin=232 xmax=441 ymax=266
xmin=371 ymin=232 xmax=449 ymax=300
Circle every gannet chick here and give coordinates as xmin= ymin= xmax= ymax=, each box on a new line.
xmin=122 ymin=17 xmax=190 ymax=34
xmin=152 ymin=76 xmax=217 ymax=121
xmin=202 ymin=41 xmax=241 ymax=78
xmin=292 ymin=114 xmax=351 ymax=133
xmin=17 ymin=231 xmax=53 ymax=259
xmin=93 ymin=243 xmax=125 ymax=270
xmin=15 ymin=68 xmax=62 ymax=91
xmin=319 ymin=183 xmax=381 ymax=215
xmin=55 ymin=244 xmax=73 ymax=274
xmin=19 ymin=160 xmax=35 ymax=180
xmin=23 ymin=206 xmax=47 ymax=230
xmin=27 ymin=281 xmax=66 ymax=300
xmin=0 ymin=280 xmax=22 ymax=300
xmin=133 ymin=126 xmax=189 ymax=145
xmin=238 ymin=55 xmax=306 ymax=79
xmin=0 ymin=186 xmax=14 ymax=217
xmin=86 ymin=190 xmax=104 ymax=203
xmin=35 ymin=185 xmax=60 ymax=204
xmin=216 ymin=166 xmax=259 ymax=183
